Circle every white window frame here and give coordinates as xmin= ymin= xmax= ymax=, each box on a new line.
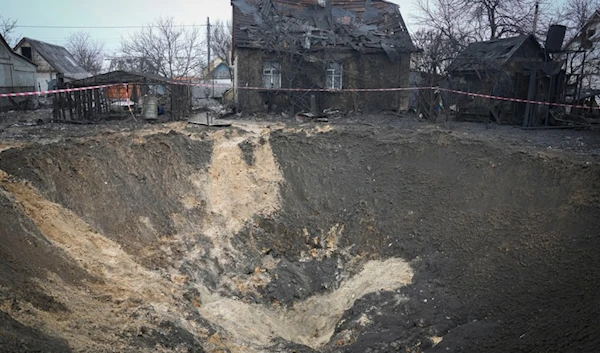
xmin=326 ymin=63 xmax=343 ymax=90
xmin=263 ymin=61 xmax=281 ymax=89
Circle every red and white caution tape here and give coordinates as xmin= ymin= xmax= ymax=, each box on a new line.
xmin=0 ymin=84 xmax=118 ymax=98
xmin=236 ymin=86 xmax=430 ymax=92
xmin=2 ymin=82 xmax=598 ymax=111
xmin=170 ymin=81 xmax=426 ymax=92
xmin=437 ymin=88 xmax=599 ymax=111
xmin=171 ymin=81 xmax=233 ymax=89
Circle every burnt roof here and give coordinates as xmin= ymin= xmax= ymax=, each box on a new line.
xmin=232 ymin=0 xmax=416 ymax=60
xmin=17 ymin=38 xmax=91 ymax=80
xmin=447 ymin=35 xmax=545 ymax=73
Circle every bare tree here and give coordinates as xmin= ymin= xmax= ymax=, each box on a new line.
xmin=419 ymin=0 xmax=549 ymax=40
xmin=120 ymin=17 xmax=205 ymax=78
xmin=413 ymin=0 xmax=474 ymax=51
xmin=560 ymin=0 xmax=600 ymax=40
xmin=411 ymin=28 xmax=462 ymax=75
xmin=413 ymin=0 xmax=557 ymax=73
xmin=108 ymin=54 xmax=151 ymax=73
xmin=210 ymin=20 xmax=233 ymax=66
xmin=65 ymin=31 xmax=104 ymax=75
xmin=0 ymin=15 xmax=18 ymax=46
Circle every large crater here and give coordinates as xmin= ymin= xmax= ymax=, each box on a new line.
xmin=0 ymin=123 xmax=599 ymax=353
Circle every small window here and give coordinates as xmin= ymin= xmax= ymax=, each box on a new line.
xmin=21 ymin=47 xmax=32 ymax=60
xmin=263 ymin=61 xmax=281 ymax=89
xmin=326 ymin=62 xmax=343 ymax=90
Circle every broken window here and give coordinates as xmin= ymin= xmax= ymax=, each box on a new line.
xmin=263 ymin=61 xmax=281 ymax=89
xmin=326 ymin=63 xmax=343 ymax=90
xmin=21 ymin=47 xmax=32 ymax=60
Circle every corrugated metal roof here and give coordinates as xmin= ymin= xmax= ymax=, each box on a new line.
xmin=21 ymin=38 xmax=91 ymax=80
xmin=231 ymin=0 xmax=415 ymax=57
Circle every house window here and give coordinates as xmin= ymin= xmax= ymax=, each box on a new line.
xmin=21 ymin=47 xmax=32 ymax=60
xmin=263 ymin=61 xmax=281 ymax=88
xmin=326 ymin=63 xmax=343 ymax=90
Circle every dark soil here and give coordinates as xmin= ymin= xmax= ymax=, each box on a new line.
xmin=0 ymin=191 xmax=92 ymax=312
xmin=0 ymin=120 xmax=599 ymax=352
xmin=260 ymin=126 xmax=600 ymax=352
xmin=127 ymin=321 xmax=206 ymax=353
xmin=0 ymin=131 xmax=213 ymax=268
xmin=238 ymin=140 xmax=256 ymax=166
xmin=0 ymin=311 xmax=72 ymax=353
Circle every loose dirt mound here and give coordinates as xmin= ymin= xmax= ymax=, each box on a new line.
xmin=0 ymin=123 xmax=599 ymax=353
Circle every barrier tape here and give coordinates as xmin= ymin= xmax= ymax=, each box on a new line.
xmin=1 ymin=82 xmax=598 ymax=111
xmin=172 ymin=80 xmax=430 ymax=92
xmin=236 ymin=86 xmax=428 ymax=92
xmin=436 ymin=88 xmax=598 ymax=111
xmin=0 ymin=84 xmax=118 ymax=98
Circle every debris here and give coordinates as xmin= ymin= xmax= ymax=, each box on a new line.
xmin=232 ymin=0 xmax=416 ymax=62
xmin=188 ymin=113 xmax=232 ymax=127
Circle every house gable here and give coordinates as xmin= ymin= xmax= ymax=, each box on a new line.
xmin=0 ymin=35 xmax=36 ymax=70
xmin=0 ymin=34 xmax=36 ymax=102
xmin=14 ymin=38 xmax=91 ymax=80
xmin=566 ymin=10 xmax=600 ymax=50
xmin=0 ymin=36 xmax=12 ymax=61
xmin=210 ymin=63 xmax=232 ymax=80
xmin=15 ymin=39 xmax=54 ymax=73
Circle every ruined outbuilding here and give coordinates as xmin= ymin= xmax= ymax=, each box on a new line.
xmin=446 ymin=35 xmax=562 ymax=125
xmin=14 ymin=38 xmax=91 ymax=91
xmin=54 ymin=70 xmax=191 ymax=121
xmin=0 ymin=34 xmax=37 ymax=111
xmin=231 ymin=0 xmax=416 ymax=113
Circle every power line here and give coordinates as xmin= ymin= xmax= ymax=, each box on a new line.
xmin=15 ymin=24 xmax=208 ymax=29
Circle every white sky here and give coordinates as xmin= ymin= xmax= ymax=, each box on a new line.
xmin=2 ymin=0 xmax=420 ymax=53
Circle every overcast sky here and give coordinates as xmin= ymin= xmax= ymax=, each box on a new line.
xmin=3 ymin=0 xmax=419 ymax=53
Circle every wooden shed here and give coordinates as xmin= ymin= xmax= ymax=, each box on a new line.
xmin=54 ymin=70 xmax=191 ymax=122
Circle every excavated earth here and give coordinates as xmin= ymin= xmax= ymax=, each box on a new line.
xmin=0 ymin=119 xmax=599 ymax=353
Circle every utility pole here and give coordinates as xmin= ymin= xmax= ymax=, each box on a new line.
xmin=207 ymin=17 xmax=213 ymax=98
xmin=207 ymin=17 xmax=211 ymax=71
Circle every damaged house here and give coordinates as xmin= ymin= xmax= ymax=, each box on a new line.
xmin=231 ymin=0 xmax=416 ymax=113
xmin=14 ymin=38 xmax=91 ymax=91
